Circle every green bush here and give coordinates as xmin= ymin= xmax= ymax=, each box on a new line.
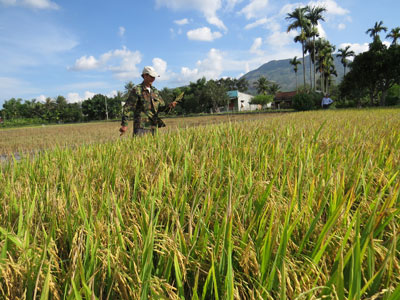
xmin=292 ymin=92 xmax=316 ymax=111
xmin=250 ymin=94 xmax=274 ymax=107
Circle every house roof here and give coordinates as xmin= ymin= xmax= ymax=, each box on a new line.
xmin=227 ymin=90 xmax=238 ymax=98
xmin=227 ymin=90 xmax=253 ymax=99
xmin=274 ymin=91 xmax=297 ymax=101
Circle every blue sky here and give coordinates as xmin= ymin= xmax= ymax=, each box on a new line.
xmin=0 ymin=0 xmax=398 ymax=105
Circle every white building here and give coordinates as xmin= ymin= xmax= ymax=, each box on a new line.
xmin=226 ymin=90 xmax=259 ymax=111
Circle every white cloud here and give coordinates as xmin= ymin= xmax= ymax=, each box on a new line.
xmin=84 ymin=91 xmax=95 ymax=100
xmin=266 ymin=30 xmax=296 ymax=48
xmin=106 ymin=90 xmax=118 ymax=98
xmin=66 ymin=91 xmax=96 ymax=103
xmin=250 ymin=37 xmax=263 ymax=55
xmin=71 ymin=55 xmax=99 ymax=70
xmin=178 ymin=48 xmax=224 ymax=82
xmin=70 ymin=47 xmax=143 ymax=80
xmin=155 ymin=0 xmax=227 ymax=31
xmin=307 ymin=0 xmax=350 ymax=30
xmin=152 ymin=57 xmax=169 ymax=80
xmin=245 ymin=18 xmax=268 ymax=30
xmin=36 ymin=94 xmax=47 ymax=102
xmin=66 ymin=92 xmax=82 ymax=103
xmin=308 ymin=0 xmax=349 ymax=16
xmin=0 ymin=0 xmax=59 ymax=10
xmin=240 ymin=0 xmax=270 ymax=19
xmin=338 ymin=42 xmax=390 ymax=56
xmin=279 ymin=3 xmax=303 ymax=17
xmin=187 ymin=27 xmax=222 ymax=41
xmin=106 ymin=47 xmax=142 ymax=80
xmin=119 ymin=26 xmax=125 ymax=37
xmin=338 ymin=43 xmax=368 ymax=55
xmin=174 ymin=18 xmax=189 ymax=25
xmin=180 ymin=67 xmax=200 ymax=80
xmin=280 ymin=1 xmax=349 ymax=17
xmin=317 ymin=23 xmax=327 ymax=39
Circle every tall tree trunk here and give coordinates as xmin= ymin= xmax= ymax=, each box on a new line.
xmin=295 ymin=73 xmax=298 ymax=92
xmin=380 ymin=89 xmax=388 ymax=106
xmin=302 ymin=42 xmax=306 ymax=88
xmin=309 ymin=54 xmax=312 ymax=91
xmin=313 ymin=36 xmax=316 ymax=91
xmin=321 ymin=73 xmax=324 ymax=94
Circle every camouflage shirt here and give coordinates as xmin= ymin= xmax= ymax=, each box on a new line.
xmin=121 ymin=83 xmax=167 ymax=130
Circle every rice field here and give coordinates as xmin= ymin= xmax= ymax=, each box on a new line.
xmin=0 ymin=109 xmax=399 ymax=299
xmin=0 ymin=113 xmax=281 ymax=156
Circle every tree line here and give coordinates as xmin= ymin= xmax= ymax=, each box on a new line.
xmin=286 ymin=4 xmax=400 ymax=108
xmin=340 ymin=23 xmax=400 ymax=106
xmin=0 ymin=77 xmax=250 ymax=125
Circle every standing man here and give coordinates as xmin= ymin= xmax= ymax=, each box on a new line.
xmin=119 ymin=66 xmax=177 ymax=136
xmin=321 ymin=94 xmax=334 ymax=109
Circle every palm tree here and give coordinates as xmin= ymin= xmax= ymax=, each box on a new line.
xmin=253 ymin=76 xmax=270 ymax=95
xmin=44 ymin=97 xmax=56 ymax=122
xmin=337 ymin=45 xmax=355 ymax=76
xmin=286 ymin=7 xmax=310 ymax=88
xmin=386 ymin=27 xmax=400 ymax=45
xmin=306 ymin=5 xmax=326 ymax=91
xmin=124 ymin=81 xmax=135 ymax=94
xmin=315 ymin=38 xmax=336 ymax=94
xmin=366 ymin=21 xmax=388 ymax=42
xmin=289 ymin=56 xmax=302 ymax=91
xmin=268 ymin=82 xmax=281 ymax=96
xmin=303 ymin=26 xmax=318 ymax=90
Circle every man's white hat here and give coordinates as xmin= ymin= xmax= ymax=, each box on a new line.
xmin=142 ymin=66 xmax=159 ymax=78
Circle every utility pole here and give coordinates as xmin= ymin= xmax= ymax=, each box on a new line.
xmin=105 ymin=96 xmax=109 ymax=121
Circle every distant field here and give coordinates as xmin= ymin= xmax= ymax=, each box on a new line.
xmin=1 ymin=109 xmax=399 ymax=299
xmin=0 ymin=112 xmax=284 ymax=156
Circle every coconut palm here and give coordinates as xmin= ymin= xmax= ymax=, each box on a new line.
xmin=366 ymin=21 xmax=388 ymax=42
xmin=124 ymin=81 xmax=135 ymax=94
xmin=268 ymin=82 xmax=281 ymax=96
xmin=306 ymin=5 xmax=326 ymax=91
xmin=286 ymin=7 xmax=310 ymax=88
xmin=303 ymin=26 xmax=318 ymax=90
xmin=253 ymin=76 xmax=270 ymax=95
xmin=289 ymin=56 xmax=302 ymax=91
xmin=386 ymin=27 xmax=400 ymax=45
xmin=315 ymin=38 xmax=336 ymax=94
xmin=337 ymin=45 xmax=355 ymax=76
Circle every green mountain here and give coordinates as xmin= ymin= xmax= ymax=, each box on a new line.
xmin=241 ymin=55 xmax=345 ymax=94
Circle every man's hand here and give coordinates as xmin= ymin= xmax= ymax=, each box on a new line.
xmin=119 ymin=126 xmax=128 ymax=136
xmin=169 ymin=101 xmax=177 ymax=109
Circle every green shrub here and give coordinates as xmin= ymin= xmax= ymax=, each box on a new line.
xmin=292 ymin=92 xmax=316 ymax=111
xmin=250 ymin=94 xmax=274 ymax=108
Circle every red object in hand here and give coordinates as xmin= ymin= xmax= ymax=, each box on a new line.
xmin=119 ymin=126 xmax=128 ymax=136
